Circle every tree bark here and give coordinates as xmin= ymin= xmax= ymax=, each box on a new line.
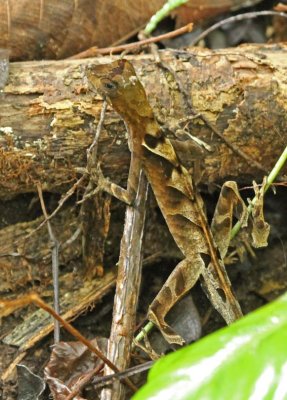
xmin=1 ymin=43 xmax=286 ymax=200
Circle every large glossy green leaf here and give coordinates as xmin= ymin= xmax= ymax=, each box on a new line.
xmin=133 ymin=293 xmax=287 ymax=400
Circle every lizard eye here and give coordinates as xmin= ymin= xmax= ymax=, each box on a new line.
xmin=103 ymin=80 xmax=118 ymax=91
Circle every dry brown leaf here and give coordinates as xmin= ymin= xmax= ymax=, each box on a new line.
xmin=0 ymin=0 xmax=264 ymax=60
xmin=250 ymin=179 xmax=270 ymax=248
xmin=211 ymin=181 xmax=248 ymax=259
xmin=0 ymin=0 xmax=164 ymax=60
xmin=45 ymin=338 xmax=107 ymax=400
xmin=173 ymin=0 xmax=263 ymax=26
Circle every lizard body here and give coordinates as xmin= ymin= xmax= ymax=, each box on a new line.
xmin=87 ymin=59 xmax=242 ymax=344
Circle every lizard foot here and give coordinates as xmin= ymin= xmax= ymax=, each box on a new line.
xmin=147 ymin=307 xmax=185 ymax=346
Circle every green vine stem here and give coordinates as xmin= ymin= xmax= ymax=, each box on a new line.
xmin=231 ymin=145 xmax=287 ymax=240
xmin=144 ymin=0 xmax=188 ymax=35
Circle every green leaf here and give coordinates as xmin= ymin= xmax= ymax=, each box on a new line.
xmin=133 ymin=293 xmax=287 ymax=400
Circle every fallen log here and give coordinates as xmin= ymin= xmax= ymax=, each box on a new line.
xmin=0 ymin=43 xmax=286 ymax=200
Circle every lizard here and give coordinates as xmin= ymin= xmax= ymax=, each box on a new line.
xmin=86 ymin=59 xmax=243 ymax=345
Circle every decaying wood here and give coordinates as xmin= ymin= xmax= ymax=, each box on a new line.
xmin=0 ymin=206 xmax=81 ymax=293
xmin=81 ymin=192 xmax=111 ymax=278
xmin=1 ymin=44 xmax=287 ymax=200
xmin=0 ymin=195 xmax=182 ymax=357
xmin=1 ymin=293 xmax=138 ymax=394
xmin=2 ymin=270 xmax=117 ymax=351
xmin=0 ymin=192 xmax=179 ymax=295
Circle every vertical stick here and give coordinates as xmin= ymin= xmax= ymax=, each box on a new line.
xmin=37 ymin=184 xmax=60 ymax=342
xmin=101 ymin=170 xmax=149 ymax=400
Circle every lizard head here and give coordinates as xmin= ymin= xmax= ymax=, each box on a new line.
xmin=86 ymin=59 xmax=154 ymax=121
xmin=87 ymin=59 xmax=137 ymax=97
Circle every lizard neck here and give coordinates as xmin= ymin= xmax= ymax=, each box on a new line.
xmin=110 ymin=97 xmax=162 ymax=156
xmin=132 ymin=117 xmax=162 ymax=155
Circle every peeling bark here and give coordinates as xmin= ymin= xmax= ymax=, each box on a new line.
xmin=0 ymin=207 xmax=81 ymax=292
xmin=0 ymin=44 xmax=286 ymax=200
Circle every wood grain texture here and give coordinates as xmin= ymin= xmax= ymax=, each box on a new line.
xmin=0 ymin=44 xmax=286 ymax=200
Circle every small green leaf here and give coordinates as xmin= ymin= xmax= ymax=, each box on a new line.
xmin=133 ymin=293 xmax=287 ymax=400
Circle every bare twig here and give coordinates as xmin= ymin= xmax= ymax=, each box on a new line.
xmin=94 ymin=361 xmax=154 ymax=390
xmin=37 ymin=184 xmax=60 ymax=343
xmin=69 ymin=23 xmax=193 ymax=59
xmin=190 ymin=11 xmax=287 ymax=46
xmin=66 ymin=363 xmax=104 ymax=400
xmin=101 ymin=170 xmax=148 ymax=400
xmin=12 ymin=101 xmax=107 ymax=276
xmin=87 ymin=100 xmax=108 ymax=162
xmin=155 ymin=57 xmax=269 ymax=174
xmin=79 ymin=101 xmax=112 ymax=278
xmin=196 ymin=113 xmax=268 ymax=174
xmin=66 ymin=360 xmax=154 ymax=399
xmin=0 ymin=294 xmax=137 ymax=393
xmin=20 ymin=175 xmax=86 ymax=242
xmin=78 ymin=100 xmax=108 ymax=205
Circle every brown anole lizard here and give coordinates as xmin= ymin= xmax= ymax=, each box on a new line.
xmin=87 ymin=59 xmax=243 ymax=345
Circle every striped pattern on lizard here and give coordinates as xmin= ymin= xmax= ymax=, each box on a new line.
xmin=87 ymin=59 xmax=243 ymax=345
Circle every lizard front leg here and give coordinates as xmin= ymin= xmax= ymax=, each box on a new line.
xmin=148 ymin=257 xmax=203 ymax=345
xmin=89 ymin=152 xmax=142 ymax=206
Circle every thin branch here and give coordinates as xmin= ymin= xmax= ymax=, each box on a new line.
xmin=37 ymin=184 xmax=60 ymax=343
xmin=190 ymin=11 xmax=287 ymax=46
xmin=19 ymin=175 xmax=86 ymax=243
xmin=94 ymin=361 xmax=154 ymax=390
xmin=66 ymin=363 xmax=104 ymax=400
xmin=79 ymin=101 xmax=112 ymax=279
xmin=66 ymin=360 xmax=154 ymax=399
xmin=78 ymin=100 xmax=108 ymax=205
xmin=197 ymin=113 xmax=268 ymax=174
xmin=155 ymin=57 xmax=269 ymax=174
xmin=0 ymin=294 xmax=137 ymax=393
xmin=87 ymin=100 xmax=107 ymax=162
xmin=101 ymin=171 xmax=148 ymax=400
xmin=69 ymin=23 xmax=193 ymax=59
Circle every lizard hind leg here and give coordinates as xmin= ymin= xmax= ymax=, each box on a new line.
xmin=200 ymin=265 xmax=243 ymax=324
xmin=148 ymin=258 xmax=202 ymax=345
